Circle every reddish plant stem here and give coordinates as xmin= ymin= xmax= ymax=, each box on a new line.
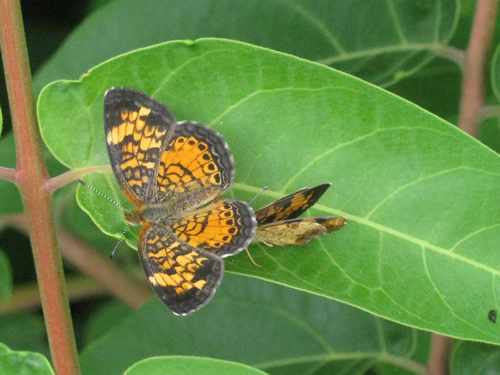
xmin=458 ymin=0 xmax=498 ymax=137
xmin=429 ymin=1 xmax=499 ymax=374
xmin=428 ymin=335 xmax=453 ymax=375
xmin=0 ymin=1 xmax=80 ymax=374
xmin=43 ymin=165 xmax=111 ymax=193
xmin=0 ymin=166 xmax=18 ymax=182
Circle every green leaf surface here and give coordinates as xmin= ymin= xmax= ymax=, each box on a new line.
xmin=38 ymin=39 xmax=500 ymax=343
xmin=0 ymin=250 xmax=13 ymax=302
xmin=0 ymin=343 xmax=54 ymax=375
xmin=83 ymin=301 xmax=132 ymax=346
xmin=124 ymin=356 xmax=268 ymax=375
xmin=451 ymin=341 xmax=500 ymax=374
xmin=0 ymin=313 xmax=50 ymax=359
xmin=61 ymin=183 xmax=126 ymax=253
xmin=33 ymin=0 xmax=458 ymax=94
xmin=80 ymin=274 xmax=428 ymax=375
xmin=479 ymin=117 xmax=500 ymax=155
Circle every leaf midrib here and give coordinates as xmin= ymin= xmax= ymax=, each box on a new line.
xmin=233 ymin=182 xmax=500 ymax=278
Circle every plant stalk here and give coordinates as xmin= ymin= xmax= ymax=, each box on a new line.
xmin=429 ymin=0 xmax=499 ymax=374
xmin=0 ymin=0 xmax=80 ymax=373
xmin=458 ymin=0 xmax=498 ymax=137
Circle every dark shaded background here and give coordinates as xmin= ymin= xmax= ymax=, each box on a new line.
xmin=0 ymin=0 xmax=110 ymax=135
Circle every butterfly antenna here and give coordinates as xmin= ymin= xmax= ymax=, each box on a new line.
xmin=109 ymin=222 xmax=131 ymax=260
xmin=78 ymin=180 xmax=132 ymax=260
xmin=250 ymin=186 xmax=269 ymax=205
xmin=78 ymin=179 xmax=131 ymax=213
xmin=245 ymin=248 xmax=262 ymax=268
xmin=260 ymin=240 xmax=273 ymax=248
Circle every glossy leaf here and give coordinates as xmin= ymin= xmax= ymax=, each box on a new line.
xmin=33 ymin=0 xmax=458 ymax=94
xmin=125 ymin=356 xmax=268 ymax=375
xmin=80 ymin=274 xmax=428 ymax=375
xmin=37 ymin=39 xmax=500 ymax=343
xmin=0 ymin=343 xmax=53 ymax=375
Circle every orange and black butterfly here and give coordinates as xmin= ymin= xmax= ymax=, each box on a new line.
xmin=103 ymin=87 xmax=256 ymax=315
xmin=254 ymin=183 xmax=347 ymax=246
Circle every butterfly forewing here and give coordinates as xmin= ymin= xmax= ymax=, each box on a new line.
xmin=104 ymin=87 xmax=176 ymax=207
xmin=154 ymin=121 xmax=234 ymax=210
xmin=255 ymin=183 xmax=332 ymax=225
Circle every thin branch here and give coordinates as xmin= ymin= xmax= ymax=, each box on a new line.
xmin=0 ymin=277 xmax=107 ymax=316
xmin=428 ymin=335 xmax=453 ymax=375
xmin=44 ymin=165 xmax=112 ymax=192
xmin=478 ymin=105 xmax=500 ymax=122
xmin=0 ymin=166 xmax=18 ymax=182
xmin=428 ymin=1 xmax=499 ymax=374
xmin=7 ymin=214 xmax=152 ymax=309
xmin=0 ymin=1 xmax=80 ymax=373
xmin=458 ymin=0 xmax=499 ymax=136
xmin=431 ymin=45 xmax=466 ymax=69
xmin=381 ymin=354 xmax=428 ymax=375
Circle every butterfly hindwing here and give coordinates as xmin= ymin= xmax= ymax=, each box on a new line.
xmin=172 ymin=199 xmax=257 ymax=257
xmin=312 ymin=216 xmax=347 ymax=233
xmin=256 ymin=216 xmax=347 ymax=246
xmin=138 ymin=223 xmax=224 ymax=316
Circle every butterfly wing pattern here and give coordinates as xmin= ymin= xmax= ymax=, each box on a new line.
xmin=255 ymin=183 xmax=332 ymax=225
xmin=104 ymin=87 xmax=256 ymax=315
xmin=104 ymin=87 xmax=176 ymax=207
xmin=255 ymin=184 xmax=347 ymax=246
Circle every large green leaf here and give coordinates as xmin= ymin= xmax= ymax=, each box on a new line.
xmin=33 ymin=0 xmax=458 ymax=94
xmin=80 ymin=274 xmax=429 ymax=375
xmin=124 ymin=356 xmax=269 ymax=375
xmin=38 ymin=39 xmax=500 ymax=343
xmin=0 ymin=343 xmax=53 ymax=375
